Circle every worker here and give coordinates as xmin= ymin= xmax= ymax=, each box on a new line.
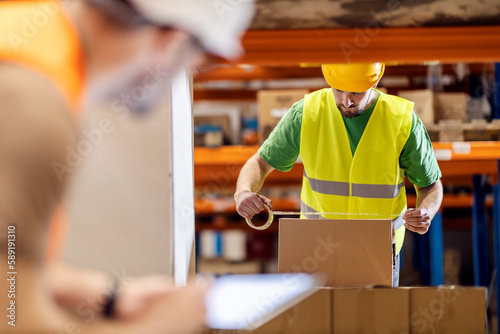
xmin=0 ymin=78 xmax=209 ymax=333
xmin=0 ymin=0 xmax=253 ymax=332
xmin=235 ymin=63 xmax=443 ymax=287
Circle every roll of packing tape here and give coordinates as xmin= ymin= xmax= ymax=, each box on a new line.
xmin=245 ymin=204 xmax=273 ymax=230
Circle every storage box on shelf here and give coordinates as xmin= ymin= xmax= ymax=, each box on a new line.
xmin=397 ymin=89 xmax=434 ymax=125
xmin=463 ymin=119 xmax=500 ymax=141
xmin=257 ymin=89 xmax=308 ymax=144
xmin=426 ymin=120 xmax=500 ymax=142
xmin=438 ymin=119 xmax=464 ymax=142
xmin=397 ymin=90 xmax=467 ymax=126
xmin=434 ymin=92 xmax=468 ymax=123
xmin=396 ymin=89 xmax=500 ymax=143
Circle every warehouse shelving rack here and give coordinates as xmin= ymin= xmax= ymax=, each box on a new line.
xmin=194 ymin=24 xmax=500 ymax=331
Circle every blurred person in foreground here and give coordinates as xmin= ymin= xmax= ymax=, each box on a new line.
xmin=0 ymin=0 xmax=254 ymax=333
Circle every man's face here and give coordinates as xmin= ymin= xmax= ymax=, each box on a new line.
xmin=332 ymin=88 xmax=374 ymax=118
xmin=86 ymin=28 xmax=205 ymax=109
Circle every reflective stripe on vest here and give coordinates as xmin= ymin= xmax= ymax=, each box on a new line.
xmin=304 ymin=170 xmax=405 ymax=199
xmin=300 ymin=88 xmax=413 ymax=254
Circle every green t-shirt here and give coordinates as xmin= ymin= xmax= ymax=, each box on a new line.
xmin=258 ymin=92 xmax=442 ymax=188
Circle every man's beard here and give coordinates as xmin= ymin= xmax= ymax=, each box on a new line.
xmin=336 ymin=90 xmax=373 ymax=119
xmin=337 ymin=105 xmax=363 ymax=119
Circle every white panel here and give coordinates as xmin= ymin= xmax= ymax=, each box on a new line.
xmin=170 ymin=69 xmax=195 ymax=286
xmin=64 ymin=95 xmax=172 ymax=276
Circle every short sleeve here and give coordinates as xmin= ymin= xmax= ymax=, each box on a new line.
xmin=258 ymin=99 xmax=303 ymax=172
xmin=400 ymin=112 xmax=442 ymax=187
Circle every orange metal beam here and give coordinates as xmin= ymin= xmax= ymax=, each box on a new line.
xmin=195 ymin=66 xmax=323 ymax=82
xmin=210 ymin=26 xmax=500 ymax=66
xmin=432 ymin=142 xmax=500 ymax=160
xmin=195 ymin=143 xmax=500 ymax=165
xmin=194 ymin=143 xmax=500 ymax=188
xmin=194 ymin=64 xmax=486 ymax=82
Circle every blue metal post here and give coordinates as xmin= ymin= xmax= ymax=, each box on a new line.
xmin=429 ymin=211 xmax=444 ymax=286
xmin=473 ymin=174 xmax=490 ymax=287
xmin=493 ymin=160 xmax=500 ymax=333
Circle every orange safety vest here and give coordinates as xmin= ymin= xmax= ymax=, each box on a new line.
xmin=0 ymin=1 xmax=86 ymax=260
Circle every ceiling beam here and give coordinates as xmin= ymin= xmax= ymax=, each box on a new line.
xmin=208 ymin=26 xmax=500 ymax=66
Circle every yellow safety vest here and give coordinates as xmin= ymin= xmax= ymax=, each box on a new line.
xmin=300 ymin=88 xmax=413 ymax=254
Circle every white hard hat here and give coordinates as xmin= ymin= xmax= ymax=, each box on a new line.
xmin=128 ymin=0 xmax=255 ymax=60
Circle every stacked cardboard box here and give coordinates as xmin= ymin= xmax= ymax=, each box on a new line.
xmin=409 ymin=286 xmax=486 ymax=333
xmin=434 ymin=92 xmax=468 ymax=123
xmin=204 ymin=219 xmax=487 ymax=333
xmin=438 ymin=120 xmax=464 ymax=142
xmin=397 ymin=90 xmax=468 ymax=126
xmin=252 ymin=286 xmax=486 ymax=334
xmin=463 ymin=119 xmax=500 ymax=141
xmin=254 ymin=219 xmax=486 ymax=333
xmin=398 ymin=89 xmax=435 ymax=125
xmin=257 ymin=89 xmax=309 ymax=144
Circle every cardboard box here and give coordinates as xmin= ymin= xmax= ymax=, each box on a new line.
xmin=278 ymin=219 xmax=393 ymax=287
xmin=194 ymin=115 xmax=232 ymax=146
xmin=463 ymin=119 xmax=500 ymax=141
xmin=201 ymin=288 xmax=331 ymax=334
xmin=253 ymin=288 xmax=332 ymax=334
xmin=203 ymin=286 xmax=487 ymax=334
xmin=257 ymin=89 xmax=308 ymax=143
xmin=332 ymin=288 xmax=410 ymax=333
xmin=434 ymin=92 xmax=468 ymax=123
xmin=398 ymin=89 xmax=434 ymax=125
xmin=438 ymin=120 xmax=464 ymax=142
xmin=409 ymin=286 xmax=486 ymax=334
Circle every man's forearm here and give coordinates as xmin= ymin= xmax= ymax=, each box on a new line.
xmin=235 ymin=154 xmax=271 ymax=197
xmin=47 ymin=262 xmax=113 ymax=314
xmin=415 ymin=179 xmax=443 ymax=220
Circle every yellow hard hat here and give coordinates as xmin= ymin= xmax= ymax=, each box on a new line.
xmin=321 ymin=63 xmax=385 ymax=93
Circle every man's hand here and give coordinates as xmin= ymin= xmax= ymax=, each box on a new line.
xmin=48 ymin=264 xmax=184 ymax=321
xmin=234 ymin=190 xmax=274 ymax=220
xmin=127 ymin=283 xmax=210 ymax=334
xmin=403 ymin=208 xmax=431 ymax=234
xmin=115 ymin=276 xmax=176 ymax=320
xmin=86 ymin=283 xmax=210 ymax=334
